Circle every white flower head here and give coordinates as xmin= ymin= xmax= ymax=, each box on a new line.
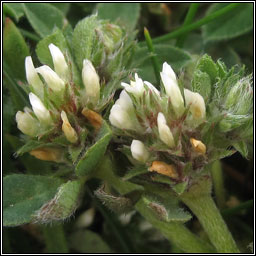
xmin=121 ymin=73 xmax=145 ymax=97
xmin=157 ymin=112 xmax=175 ymax=148
xmin=25 ymin=56 xmax=44 ymax=98
xmin=184 ymin=89 xmax=206 ymax=120
xmin=82 ymin=59 xmax=100 ymax=105
xmin=61 ymin=111 xmax=78 ymax=143
xmin=48 ymin=43 xmax=69 ymax=80
xmin=36 ymin=65 xmax=65 ymax=92
xmin=131 ymin=140 xmax=149 ymax=163
xmin=29 ymin=92 xmax=52 ymax=124
xmin=160 ymin=62 xmax=185 ymax=117
xmin=16 ymin=110 xmax=39 ymax=137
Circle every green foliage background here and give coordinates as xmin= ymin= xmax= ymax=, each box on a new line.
xmin=3 ymin=3 xmax=253 ymax=253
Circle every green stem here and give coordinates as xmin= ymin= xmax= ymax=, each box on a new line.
xmin=42 ymin=224 xmax=69 ymax=253
xmin=144 ymin=27 xmax=161 ymax=85
xmin=136 ymin=199 xmax=215 ymax=253
xmin=176 ymin=3 xmax=200 ymax=48
xmin=180 ymin=177 xmax=240 ymax=253
xmin=211 ymin=160 xmax=226 ymax=209
xmin=140 ymin=3 xmax=241 ymax=45
xmin=94 ymin=155 xmax=215 ymax=253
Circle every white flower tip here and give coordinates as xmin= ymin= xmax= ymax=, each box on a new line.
xmin=131 ymin=140 xmax=149 ymax=163
xmin=162 ymin=62 xmax=176 ymax=81
xmin=157 ymin=112 xmax=166 ymax=125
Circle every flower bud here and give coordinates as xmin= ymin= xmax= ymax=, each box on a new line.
xmin=25 ymin=56 xmax=44 ymax=98
xmin=149 ymin=161 xmax=178 ymax=179
xmin=48 ymin=43 xmax=69 ymax=80
xmin=121 ymin=73 xmax=145 ymax=97
xmin=61 ymin=111 xmax=78 ymax=143
xmin=81 ymin=108 xmax=102 ymax=130
xmin=30 ymin=147 xmax=63 ymax=162
xmin=160 ymin=62 xmax=185 ymax=117
xmin=131 ymin=140 xmax=149 ymax=163
xmin=184 ymin=89 xmax=206 ymax=120
xmin=157 ymin=112 xmax=175 ymax=148
xmin=109 ymin=105 xmax=134 ymax=130
xmin=29 ymin=93 xmax=52 ymax=125
xmin=225 ymin=77 xmax=253 ymax=115
xmin=36 ymin=65 xmax=65 ymax=92
xmin=190 ymin=138 xmax=206 ymax=154
xmin=82 ymin=59 xmax=100 ymax=105
xmin=16 ymin=110 xmax=39 ymax=137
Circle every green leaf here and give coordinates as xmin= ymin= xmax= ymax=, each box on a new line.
xmin=203 ymin=3 xmax=253 ymax=42
xmin=70 ymin=230 xmax=112 ymax=253
xmin=75 ymin=121 xmax=112 ymax=176
xmin=50 ymin=3 xmax=70 ymax=15
xmin=232 ymin=141 xmax=248 ymax=158
xmin=94 ymin=185 xmax=133 ymax=214
xmin=3 ymin=174 xmax=63 ymax=226
xmin=133 ymin=45 xmax=191 ymax=84
xmin=172 ymin=181 xmax=188 ymax=196
xmin=142 ymin=194 xmax=192 ymax=223
xmin=192 ymin=70 xmax=211 ymax=101
xmin=16 ymin=140 xmax=46 ymax=156
xmin=195 ymin=54 xmax=219 ymax=85
xmin=97 ymin=3 xmax=140 ymax=31
xmin=23 ymin=3 xmax=65 ymax=38
xmin=3 ymin=18 xmax=30 ymax=81
xmin=3 ymin=3 xmax=24 ymax=21
xmin=72 ymin=14 xmax=100 ymax=69
xmin=122 ymin=166 xmax=148 ymax=181
xmin=34 ymin=180 xmax=84 ymax=223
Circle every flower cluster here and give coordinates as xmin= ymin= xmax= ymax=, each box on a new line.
xmin=16 ymin=44 xmax=104 ymax=162
xmin=109 ymin=60 xmax=253 ymax=186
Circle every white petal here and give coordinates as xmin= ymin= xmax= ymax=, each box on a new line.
xmin=144 ymin=81 xmax=160 ymax=96
xmin=115 ymin=90 xmax=133 ymax=111
xmin=29 ymin=92 xmax=52 ymax=124
xmin=82 ymin=59 xmax=100 ymax=105
xmin=25 ymin=56 xmax=44 ymax=98
xmin=109 ymin=105 xmax=133 ymax=130
xmin=162 ymin=62 xmax=176 ymax=81
xmin=131 ymin=140 xmax=149 ymax=163
xmin=184 ymin=89 xmax=206 ymax=119
xmin=157 ymin=112 xmax=175 ymax=148
xmin=48 ymin=44 xmax=69 ymax=80
xmin=16 ymin=111 xmax=38 ymax=137
xmin=36 ymin=65 xmax=65 ymax=92
xmin=160 ymin=72 xmax=185 ymax=117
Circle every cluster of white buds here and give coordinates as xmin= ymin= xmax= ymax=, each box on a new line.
xmin=109 ymin=62 xmax=207 ymax=180
xmin=16 ymin=44 xmax=103 ymax=161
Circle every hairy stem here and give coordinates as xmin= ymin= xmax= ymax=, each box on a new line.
xmin=136 ymin=199 xmax=215 ymax=253
xmin=180 ymin=177 xmax=240 ymax=253
xmin=211 ymin=160 xmax=226 ymax=208
xmin=94 ymin=155 xmax=215 ymax=253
